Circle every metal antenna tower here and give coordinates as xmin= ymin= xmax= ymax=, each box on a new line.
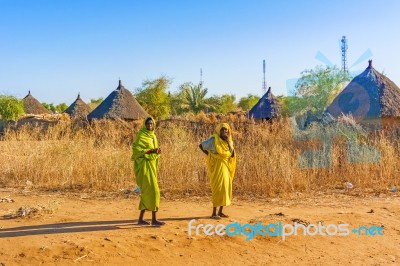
xmin=341 ymin=36 xmax=348 ymax=72
xmin=199 ymin=68 xmax=203 ymax=88
xmin=262 ymin=60 xmax=267 ymax=94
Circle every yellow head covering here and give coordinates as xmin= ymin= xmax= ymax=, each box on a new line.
xmin=207 ymin=123 xmax=236 ymax=204
xmin=213 ymin=123 xmax=234 ymax=155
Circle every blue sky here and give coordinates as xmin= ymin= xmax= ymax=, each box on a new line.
xmin=1 ymin=0 xmax=399 ymax=105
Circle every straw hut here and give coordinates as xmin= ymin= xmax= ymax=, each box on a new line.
xmin=87 ymin=80 xmax=149 ymax=120
xmin=63 ymin=93 xmax=92 ymax=119
xmin=326 ymin=60 xmax=400 ymax=128
xmin=248 ymin=87 xmax=281 ymax=120
xmin=23 ymin=91 xmax=51 ymax=115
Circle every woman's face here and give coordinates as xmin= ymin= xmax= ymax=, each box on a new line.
xmin=145 ymin=120 xmax=154 ymax=131
xmin=220 ymin=127 xmax=229 ymax=140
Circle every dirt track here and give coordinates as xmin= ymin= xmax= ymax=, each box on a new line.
xmin=0 ymin=190 xmax=399 ymax=265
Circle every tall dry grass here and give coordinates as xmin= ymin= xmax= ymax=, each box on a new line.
xmin=0 ymin=116 xmax=399 ymax=197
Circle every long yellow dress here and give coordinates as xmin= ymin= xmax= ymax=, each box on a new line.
xmin=205 ymin=123 xmax=237 ymax=207
xmin=131 ymin=117 xmax=160 ymax=212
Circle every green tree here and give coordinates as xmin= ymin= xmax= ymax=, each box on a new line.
xmin=276 ymin=95 xmax=290 ymax=117
xmin=220 ymin=94 xmax=237 ymax=113
xmin=42 ymin=102 xmax=68 ymax=113
xmin=290 ymin=65 xmax=351 ymax=117
xmin=0 ymin=95 xmax=25 ymax=123
xmin=42 ymin=102 xmax=54 ymax=112
xmin=238 ymin=94 xmax=260 ymax=111
xmin=207 ymin=94 xmax=237 ymax=113
xmin=205 ymin=96 xmax=221 ymax=113
xmin=55 ymin=103 xmax=68 ymax=113
xmin=181 ymin=82 xmax=211 ymax=113
xmin=89 ymin=97 xmax=103 ymax=110
xmin=135 ymin=76 xmax=171 ymax=119
xmin=169 ymin=87 xmax=189 ymax=115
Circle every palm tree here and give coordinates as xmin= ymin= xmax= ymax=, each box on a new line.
xmin=182 ymin=83 xmax=212 ymax=113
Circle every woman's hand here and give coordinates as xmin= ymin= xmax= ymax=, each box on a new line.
xmin=147 ymin=148 xmax=161 ymax=154
xmin=199 ymin=144 xmax=209 ymax=155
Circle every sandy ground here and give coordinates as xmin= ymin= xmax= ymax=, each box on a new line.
xmin=0 ymin=189 xmax=399 ymax=266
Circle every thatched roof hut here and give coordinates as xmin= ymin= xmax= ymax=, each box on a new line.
xmin=23 ymin=91 xmax=51 ymax=115
xmin=248 ymin=87 xmax=281 ymax=120
xmin=87 ymin=80 xmax=149 ymax=120
xmin=326 ymin=60 xmax=400 ymax=126
xmin=63 ymin=93 xmax=92 ymax=119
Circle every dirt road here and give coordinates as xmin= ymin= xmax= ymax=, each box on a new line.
xmin=0 ymin=190 xmax=399 ymax=265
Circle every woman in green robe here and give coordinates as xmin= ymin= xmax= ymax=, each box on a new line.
xmin=132 ymin=117 xmax=165 ymax=226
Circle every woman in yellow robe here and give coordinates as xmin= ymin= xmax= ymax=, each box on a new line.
xmin=132 ymin=117 xmax=165 ymax=226
xmin=199 ymin=123 xmax=236 ymax=219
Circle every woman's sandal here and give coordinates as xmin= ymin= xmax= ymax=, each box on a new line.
xmin=152 ymin=220 xmax=166 ymax=226
xmin=219 ymin=213 xmax=229 ymax=218
xmin=210 ymin=215 xmax=221 ymax=220
xmin=138 ymin=220 xmax=150 ymax=225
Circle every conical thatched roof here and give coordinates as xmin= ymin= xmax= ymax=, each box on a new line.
xmin=326 ymin=60 xmax=400 ymax=120
xmin=63 ymin=93 xmax=92 ymax=119
xmin=87 ymin=80 xmax=149 ymax=120
xmin=23 ymin=91 xmax=51 ymax=115
xmin=248 ymin=87 xmax=281 ymax=120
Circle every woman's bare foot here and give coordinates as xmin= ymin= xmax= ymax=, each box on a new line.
xmin=218 ymin=213 xmax=229 ymax=218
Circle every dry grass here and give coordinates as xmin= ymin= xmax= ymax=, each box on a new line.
xmin=0 ymin=115 xmax=399 ymax=198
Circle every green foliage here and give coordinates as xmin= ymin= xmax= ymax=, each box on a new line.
xmin=290 ymin=65 xmax=352 ymax=117
xmin=0 ymin=95 xmax=24 ymax=122
xmin=171 ymin=82 xmax=238 ymax=114
xmin=42 ymin=102 xmax=55 ymax=112
xmin=56 ymin=103 xmax=68 ymax=113
xmin=276 ymin=95 xmax=290 ymax=117
xmin=179 ymin=82 xmax=211 ymax=114
xmin=287 ymin=96 xmax=310 ymax=117
xmin=238 ymin=94 xmax=260 ymax=111
xmin=135 ymin=76 xmax=171 ymax=119
xmin=207 ymin=94 xmax=237 ymax=113
xmin=169 ymin=86 xmax=189 ymax=115
xmin=89 ymin=97 xmax=103 ymax=110
xmin=219 ymin=94 xmax=237 ymax=113
xmin=42 ymin=102 xmax=68 ymax=113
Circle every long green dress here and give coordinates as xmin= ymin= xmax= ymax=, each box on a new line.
xmin=131 ymin=117 xmax=160 ymax=211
